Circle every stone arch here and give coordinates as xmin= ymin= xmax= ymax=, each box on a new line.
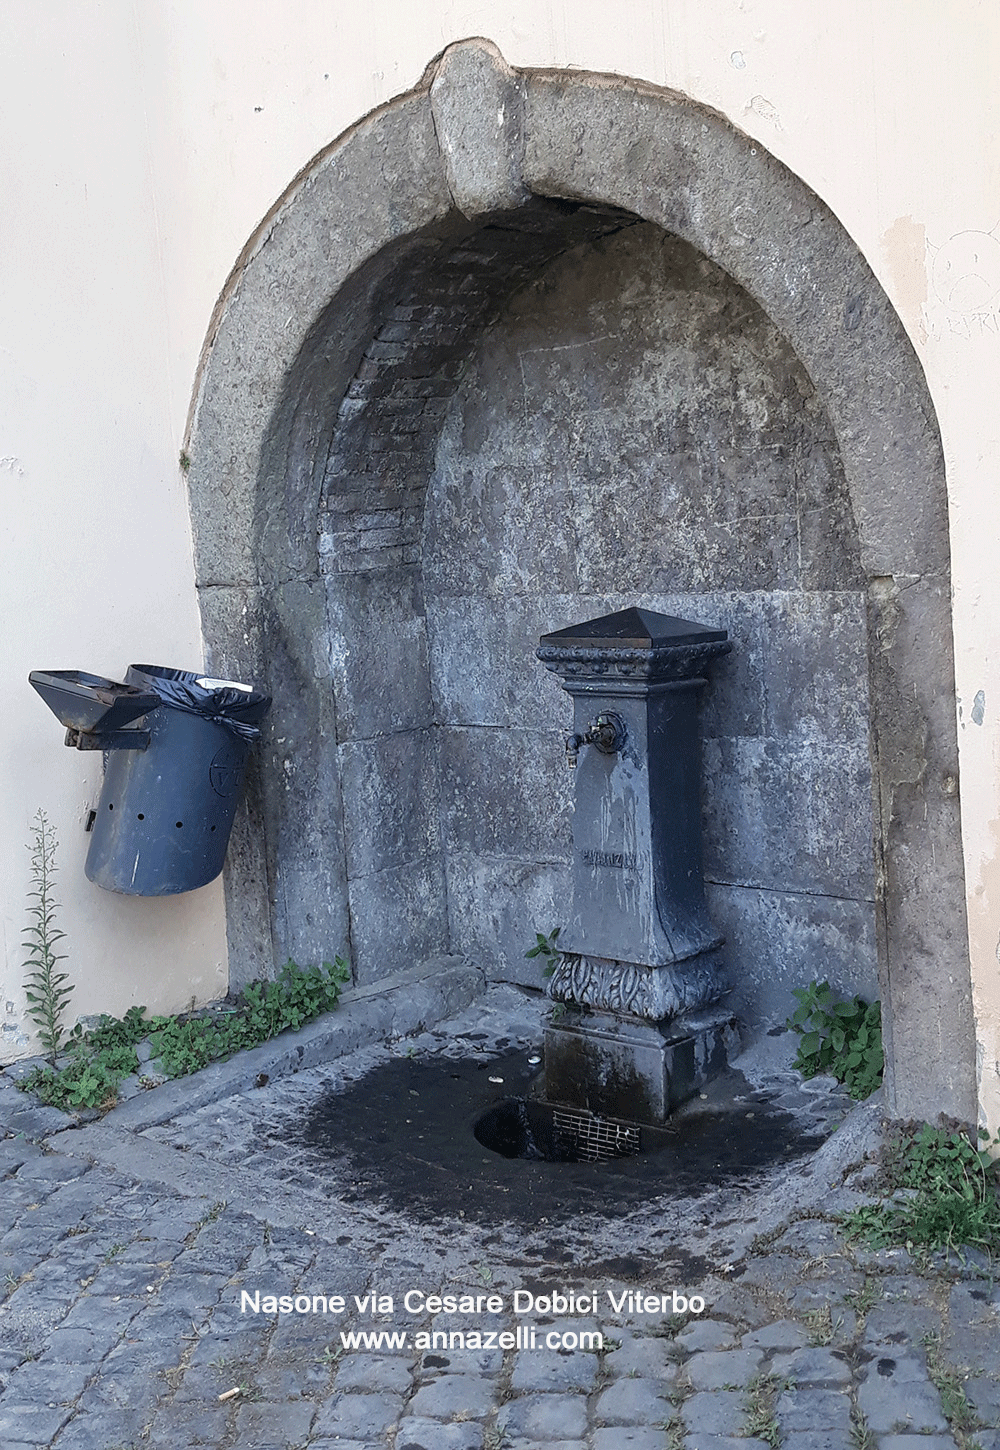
xmin=186 ymin=39 xmax=975 ymax=1123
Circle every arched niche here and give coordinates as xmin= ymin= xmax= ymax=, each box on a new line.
xmin=185 ymin=40 xmax=975 ymax=1124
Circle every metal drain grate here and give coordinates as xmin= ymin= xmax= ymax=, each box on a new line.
xmin=552 ymin=1105 xmax=641 ymax=1162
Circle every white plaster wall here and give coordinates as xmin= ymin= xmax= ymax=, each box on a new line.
xmin=2 ymin=0 xmax=998 ymax=1135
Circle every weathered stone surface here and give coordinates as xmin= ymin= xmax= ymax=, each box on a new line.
xmin=339 ymin=730 xmax=441 ymax=879
xmin=498 ymin=1393 xmax=589 ymax=1440
xmin=396 ymin=1419 xmax=484 ymax=1450
xmin=407 ymin=1372 xmax=496 ymax=1419
xmin=439 ymin=726 xmax=571 ymax=858
xmin=675 ymin=1319 xmax=739 ymax=1351
xmin=325 ymin=566 xmax=434 ymax=741
xmin=705 ymin=883 xmax=879 ymax=1033
xmin=346 ymin=857 xmax=449 ymax=985
xmin=702 ymin=737 xmax=873 ymax=901
xmin=593 ymin=1375 xmax=672 ymax=1423
xmin=510 ymin=1349 xmax=599 ymax=1391
xmin=769 ymin=1346 xmax=852 ymax=1386
xmin=679 ymin=1389 xmax=746 ymax=1435
xmin=684 ymin=1347 xmax=764 ymax=1389
xmin=776 ymin=1388 xmax=853 ymax=1431
xmin=444 ymin=853 xmax=572 ymax=989
xmin=429 ymin=39 xmax=528 ymax=217
xmin=856 ymin=1354 xmax=947 ymax=1432
xmin=313 ymin=1390 xmax=405 ymax=1437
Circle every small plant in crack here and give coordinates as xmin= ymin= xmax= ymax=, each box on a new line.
xmin=922 ymin=1332 xmax=982 ymax=1441
xmin=850 ymin=1404 xmax=877 ymax=1450
xmin=804 ymin=1305 xmax=834 ymax=1346
xmin=743 ymin=1372 xmax=785 ymax=1449
xmin=843 ymin=1275 xmax=880 ymax=1326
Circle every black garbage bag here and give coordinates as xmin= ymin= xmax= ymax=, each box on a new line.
xmin=127 ymin=664 xmax=270 ymax=742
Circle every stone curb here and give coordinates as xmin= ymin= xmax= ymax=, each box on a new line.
xmin=0 ymin=955 xmax=484 ymax=1141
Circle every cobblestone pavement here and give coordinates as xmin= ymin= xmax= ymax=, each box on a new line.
xmin=1 ymin=986 xmax=998 ymax=1450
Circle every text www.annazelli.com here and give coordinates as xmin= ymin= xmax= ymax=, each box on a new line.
xmin=339 ymin=1326 xmax=603 ymax=1352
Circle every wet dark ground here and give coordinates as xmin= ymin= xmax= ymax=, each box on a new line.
xmin=296 ymin=1045 xmax=829 ymax=1234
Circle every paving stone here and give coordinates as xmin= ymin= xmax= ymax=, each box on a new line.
xmin=335 ymin=1352 xmax=413 ymax=1391
xmin=875 ymin=1439 xmax=959 ymax=1450
xmin=145 ymin=1402 xmax=231 ymax=1446
xmin=780 ymin=1433 xmax=854 ymax=1450
xmin=313 ymin=1390 xmax=406 ymax=1437
xmin=45 ymin=1406 xmax=155 ymax=1448
xmin=708 ymin=1288 xmax=776 ymax=1329
xmin=396 ymin=1418 xmax=484 ymax=1450
xmin=407 ymin=1371 xmax=496 ymax=1418
xmin=777 ymin=1388 xmax=853 ymax=1431
xmin=592 ymin=1431 xmax=670 ymax=1450
xmin=2 ymin=1224 xmax=72 ymax=1256
xmin=59 ymin=1295 xmax=141 ymax=1335
xmin=603 ymin=1329 xmax=679 ymax=1378
xmin=76 ymin=1369 xmax=165 ymax=1412
xmin=0 ymin=1403 xmax=73 ymax=1442
xmin=770 ymin=1346 xmax=852 ymax=1386
xmin=0 ymin=1361 xmax=93 ymax=1402
xmin=865 ymin=1304 xmax=942 ymax=1346
xmin=0 ymin=1140 xmax=44 ymax=1174
xmin=741 ymin=1318 xmax=809 ymax=1350
xmin=417 ymin=1344 xmax=504 ymax=1375
xmin=311 ymin=1443 xmax=404 ymax=1450
xmin=682 ymin=1440 xmax=771 ymax=1450
xmin=685 ymin=1347 xmax=764 ymax=1389
xmin=790 ymin=1279 xmax=864 ymax=1314
xmin=232 ymin=1397 xmax=317 ymax=1440
xmin=856 ymin=1358 xmax=947 ymax=1433
xmin=737 ymin=1255 xmax=807 ymax=1292
xmin=510 ymin=1347 xmax=599 ymax=1390
xmin=675 ymin=1319 xmax=739 ymax=1351
xmin=2 ymin=1106 xmax=73 ymax=1140
xmin=502 ymin=1441 xmax=586 ymax=1450
xmin=966 ymin=1373 xmax=1000 ymax=1426
xmin=594 ymin=1375 xmax=672 ymax=1424
xmin=679 ymin=1390 xmax=746 ymax=1436
xmin=941 ymin=1316 xmax=1000 ymax=1374
xmin=498 ymin=1392 xmax=589 ymax=1440
xmin=151 ymin=1272 xmax=223 ymax=1313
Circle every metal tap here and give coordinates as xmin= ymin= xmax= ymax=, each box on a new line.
xmin=565 ymin=712 xmax=627 ymax=767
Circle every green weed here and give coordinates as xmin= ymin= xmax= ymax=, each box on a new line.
xmin=22 ymin=809 xmax=72 ymax=1063
xmin=525 ymin=926 xmax=561 ymax=977
xmin=841 ymin=1120 xmax=1000 ymax=1257
xmin=16 ymin=956 xmax=350 ymax=1112
xmin=787 ymin=979 xmax=883 ymax=1100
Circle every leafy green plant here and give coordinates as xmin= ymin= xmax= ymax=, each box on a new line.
xmin=150 ymin=957 xmax=349 ymax=1078
xmin=22 ymin=810 xmax=72 ymax=1064
xmin=23 ymin=1045 xmax=134 ymax=1111
xmin=525 ymin=926 xmax=561 ymax=978
xmin=787 ymin=979 xmax=883 ymax=1100
xmin=15 ymin=957 xmax=350 ymax=1112
xmin=841 ymin=1120 xmax=1000 ymax=1257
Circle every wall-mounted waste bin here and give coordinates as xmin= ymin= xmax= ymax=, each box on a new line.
xmin=81 ymin=664 xmax=271 ymax=896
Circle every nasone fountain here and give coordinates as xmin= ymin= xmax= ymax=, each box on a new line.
xmin=535 ymin=605 xmax=738 ymax=1136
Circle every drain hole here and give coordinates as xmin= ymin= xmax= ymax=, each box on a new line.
xmin=475 ymin=1098 xmax=642 ymax=1163
xmin=137 ymin=812 xmax=144 ymax=820
xmin=175 ymin=821 xmax=183 ymax=828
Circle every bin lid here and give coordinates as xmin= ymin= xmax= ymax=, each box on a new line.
xmin=29 ymin=670 xmax=161 ymax=733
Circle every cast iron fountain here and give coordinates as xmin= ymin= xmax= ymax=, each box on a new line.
xmin=536 ymin=606 xmax=738 ymax=1130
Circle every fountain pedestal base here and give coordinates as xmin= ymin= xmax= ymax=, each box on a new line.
xmin=544 ymin=1006 xmax=740 ymax=1127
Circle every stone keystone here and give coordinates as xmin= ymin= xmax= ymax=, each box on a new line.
xmin=429 ymin=39 xmax=529 ymax=217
